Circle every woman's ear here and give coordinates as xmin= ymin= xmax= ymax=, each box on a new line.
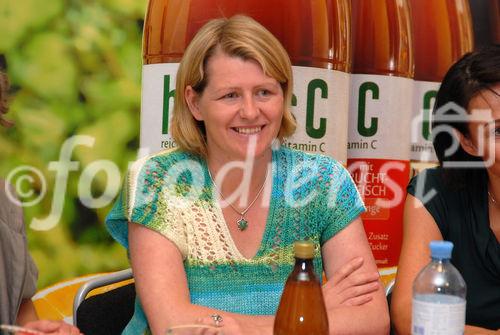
xmin=455 ymin=129 xmax=480 ymax=157
xmin=185 ymin=86 xmax=203 ymax=121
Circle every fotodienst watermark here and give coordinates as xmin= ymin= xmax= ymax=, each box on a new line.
xmin=3 ymin=104 xmax=496 ymax=230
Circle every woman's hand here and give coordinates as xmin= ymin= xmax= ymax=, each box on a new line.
xmin=19 ymin=320 xmax=82 ymax=335
xmin=322 ymin=256 xmax=380 ymax=309
xmin=464 ymin=325 xmax=500 ymax=335
xmin=194 ymin=315 xmax=267 ymax=335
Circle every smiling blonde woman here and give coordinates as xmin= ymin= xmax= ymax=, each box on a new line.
xmin=106 ymin=15 xmax=389 ymax=335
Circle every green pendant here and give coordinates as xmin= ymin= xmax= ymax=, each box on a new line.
xmin=237 ymin=218 xmax=248 ymax=231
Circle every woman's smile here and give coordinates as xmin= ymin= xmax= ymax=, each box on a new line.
xmin=232 ymin=126 xmax=264 ymax=135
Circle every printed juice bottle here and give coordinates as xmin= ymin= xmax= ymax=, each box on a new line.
xmin=347 ymin=0 xmax=414 ymax=287
xmin=410 ymin=0 xmax=474 ymax=175
xmin=491 ymin=0 xmax=500 ymax=44
xmin=141 ymin=0 xmax=351 ymax=163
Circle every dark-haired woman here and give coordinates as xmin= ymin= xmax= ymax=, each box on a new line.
xmin=391 ymin=44 xmax=500 ymax=334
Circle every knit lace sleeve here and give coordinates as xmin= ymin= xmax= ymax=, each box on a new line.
xmin=105 ymin=152 xmax=190 ymax=258
xmin=318 ymin=159 xmax=365 ymax=244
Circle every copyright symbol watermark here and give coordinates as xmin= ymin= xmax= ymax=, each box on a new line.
xmin=5 ymin=165 xmax=47 ymax=207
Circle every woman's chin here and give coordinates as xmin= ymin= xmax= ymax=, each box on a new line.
xmin=229 ymin=147 xmax=272 ymax=162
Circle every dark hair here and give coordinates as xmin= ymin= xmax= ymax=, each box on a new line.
xmin=0 ymin=71 xmax=13 ymax=128
xmin=432 ymin=44 xmax=500 ymax=185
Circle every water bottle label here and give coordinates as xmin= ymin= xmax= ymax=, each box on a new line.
xmin=412 ymin=296 xmax=466 ymax=335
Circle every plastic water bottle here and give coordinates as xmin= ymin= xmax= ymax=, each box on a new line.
xmin=412 ymin=241 xmax=467 ymax=335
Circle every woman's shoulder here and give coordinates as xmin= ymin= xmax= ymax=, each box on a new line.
xmin=406 ymin=167 xmax=483 ymax=222
xmin=124 ymin=148 xmax=207 ymax=204
xmin=0 ymin=178 xmax=13 ymax=198
xmin=130 ymin=148 xmax=200 ymax=174
xmin=126 ymin=148 xmax=205 ymax=186
xmin=407 ymin=167 xmax=485 ymax=199
xmin=408 ymin=167 xmax=448 ymax=194
xmin=0 ymin=178 xmax=24 ymax=233
xmin=275 ymin=147 xmax=352 ymax=194
xmin=276 ymin=146 xmax=345 ymax=173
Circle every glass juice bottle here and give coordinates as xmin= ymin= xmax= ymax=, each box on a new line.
xmin=491 ymin=0 xmax=500 ymax=44
xmin=409 ymin=0 xmax=474 ymax=175
xmin=141 ymin=0 xmax=351 ymax=163
xmin=347 ymin=0 xmax=414 ymax=287
xmin=274 ymin=241 xmax=329 ymax=335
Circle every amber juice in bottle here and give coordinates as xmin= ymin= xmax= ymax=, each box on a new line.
xmin=347 ymin=0 xmax=414 ymax=287
xmin=491 ymin=0 xmax=500 ymax=44
xmin=409 ymin=0 xmax=474 ymax=175
xmin=274 ymin=241 xmax=329 ymax=335
xmin=141 ymin=0 xmax=351 ymax=162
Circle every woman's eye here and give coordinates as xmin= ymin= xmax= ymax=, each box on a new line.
xmin=222 ymin=92 xmax=237 ymax=99
xmin=494 ymin=128 xmax=500 ymax=136
xmin=257 ymin=89 xmax=271 ymax=97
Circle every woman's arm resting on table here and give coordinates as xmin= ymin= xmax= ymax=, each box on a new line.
xmin=464 ymin=325 xmax=500 ymax=334
xmin=322 ymin=256 xmax=381 ymax=308
xmin=19 ymin=320 xmax=81 ymax=335
xmin=390 ymin=194 xmax=443 ymax=335
xmin=16 ymin=299 xmax=38 ymax=326
xmin=130 ymin=219 xmax=388 ymax=335
xmin=16 ymin=300 xmax=82 ymax=335
xmin=322 ymin=217 xmax=390 ymax=335
xmin=128 ymin=222 xmax=274 ymax=335
xmin=392 ymin=195 xmax=500 ymax=335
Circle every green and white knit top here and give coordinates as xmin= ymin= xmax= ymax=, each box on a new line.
xmin=106 ymin=146 xmax=365 ymax=335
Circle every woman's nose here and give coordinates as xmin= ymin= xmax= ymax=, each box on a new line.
xmin=239 ymin=96 xmax=259 ymax=119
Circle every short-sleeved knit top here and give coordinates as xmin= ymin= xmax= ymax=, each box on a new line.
xmin=408 ymin=168 xmax=500 ymax=330
xmin=106 ymin=146 xmax=365 ymax=335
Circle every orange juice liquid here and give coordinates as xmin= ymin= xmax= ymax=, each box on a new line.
xmin=410 ymin=0 xmax=474 ymax=174
xmin=141 ymin=0 xmax=351 ymax=163
xmin=347 ymin=0 xmax=414 ymax=286
xmin=274 ymin=258 xmax=329 ymax=335
xmin=491 ymin=0 xmax=500 ymax=44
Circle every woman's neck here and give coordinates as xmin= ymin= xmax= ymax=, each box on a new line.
xmin=486 ymin=170 xmax=500 ymax=241
xmin=206 ymin=150 xmax=272 ymax=201
xmin=487 ymin=170 xmax=500 ymax=205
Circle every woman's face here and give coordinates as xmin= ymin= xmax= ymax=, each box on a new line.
xmin=185 ymin=49 xmax=284 ymax=162
xmin=463 ymin=83 xmax=500 ymax=174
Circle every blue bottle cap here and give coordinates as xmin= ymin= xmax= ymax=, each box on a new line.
xmin=429 ymin=240 xmax=454 ymax=259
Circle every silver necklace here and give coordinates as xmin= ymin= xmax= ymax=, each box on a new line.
xmin=488 ymin=190 xmax=498 ymax=206
xmin=207 ymin=167 xmax=268 ymax=231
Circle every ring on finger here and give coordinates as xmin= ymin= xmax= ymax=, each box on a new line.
xmin=211 ymin=314 xmax=223 ymax=327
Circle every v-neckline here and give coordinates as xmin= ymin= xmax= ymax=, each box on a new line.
xmin=481 ymin=181 xmax=500 ymax=245
xmin=204 ymin=151 xmax=277 ymax=262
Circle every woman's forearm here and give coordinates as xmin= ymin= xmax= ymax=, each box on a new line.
xmin=151 ymin=302 xmax=274 ymax=335
xmin=16 ymin=299 xmax=38 ymax=326
xmin=392 ymin=316 xmax=498 ymax=335
xmin=151 ymin=298 xmax=390 ymax=335
xmin=328 ymin=304 xmax=390 ymax=335
xmin=465 ymin=325 xmax=500 ymax=335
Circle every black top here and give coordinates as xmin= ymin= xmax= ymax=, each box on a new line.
xmin=408 ymin=168 xmax=500 ymax=330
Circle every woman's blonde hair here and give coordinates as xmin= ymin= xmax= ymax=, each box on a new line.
xmin=171 ymin=15 xmax=296 ymax=157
